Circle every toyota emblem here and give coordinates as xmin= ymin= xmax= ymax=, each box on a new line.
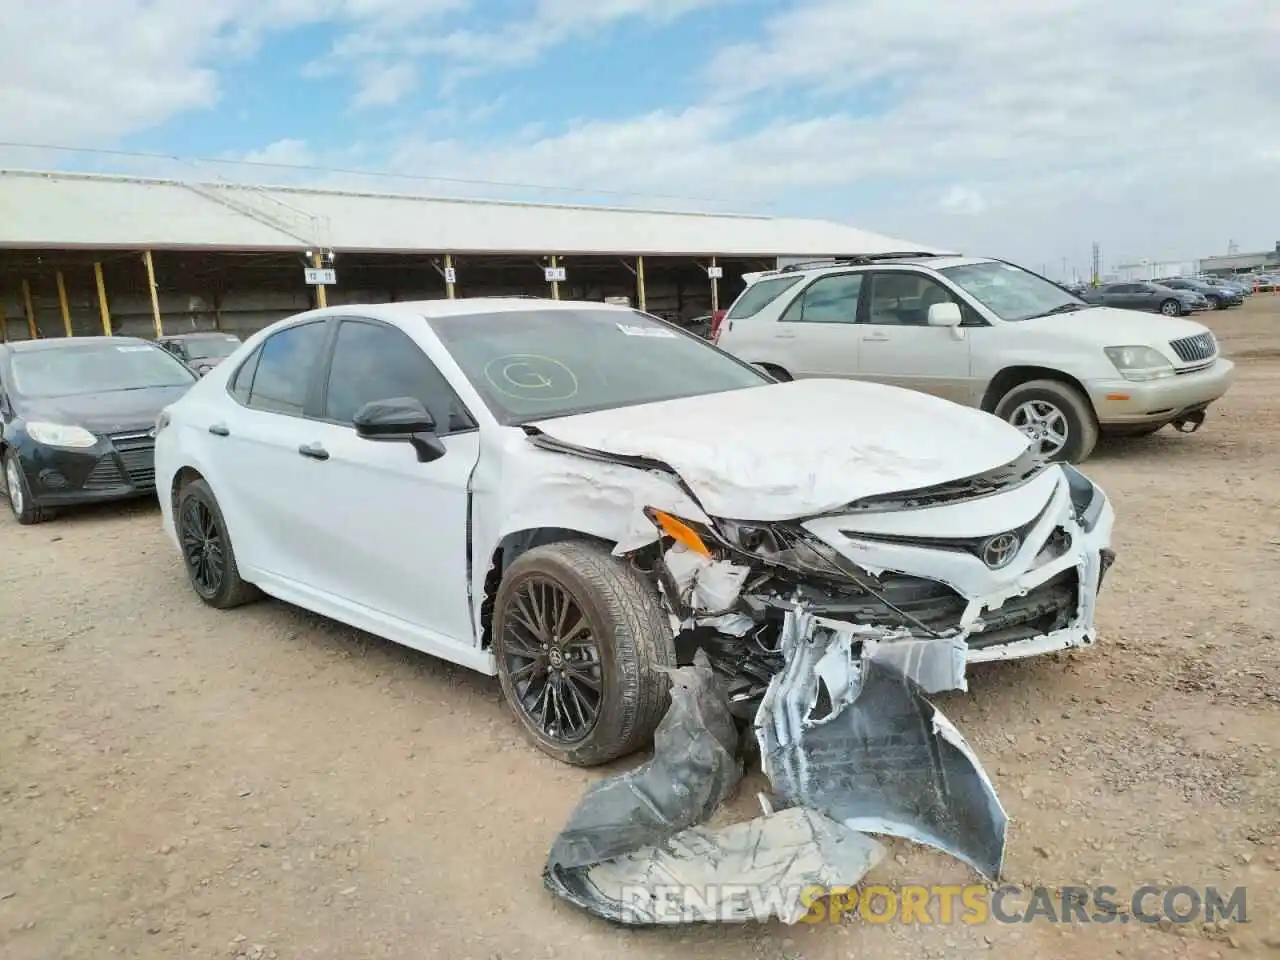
xmin=980 ymin=533 xmax=1020 ymax=569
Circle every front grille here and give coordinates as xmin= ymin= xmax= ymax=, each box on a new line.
xmin=83 ymin=457 xmax=126 ymax=490
xmin=109 ymin=433 xmax=156 ymax=489
xmin=1169 ymin=332 xmax=1216 ymax=364
xmin=967 ymin=567 xmax=1079 ymax=649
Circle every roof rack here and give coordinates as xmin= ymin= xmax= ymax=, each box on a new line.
xmin=778 ymin=251 xmax=951 ymax=273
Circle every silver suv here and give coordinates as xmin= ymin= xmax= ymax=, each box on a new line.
xmin=714 ymin=254 xmax=1235 ymax=463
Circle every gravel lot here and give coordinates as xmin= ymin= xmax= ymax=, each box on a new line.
xmin=2 ymin=298 xmax=1279 ymax=960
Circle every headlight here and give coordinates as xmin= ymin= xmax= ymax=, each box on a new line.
xmin=26 ymin=422 xmax=98 ymax=448
xmin=1061 ymin=464 xmax=1104 ymax=532
xmin=1104 ymin=345 xmax=1175 ymax=381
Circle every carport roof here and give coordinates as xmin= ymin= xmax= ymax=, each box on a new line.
xmin=0 ymin=168 xmax=945 ymax=258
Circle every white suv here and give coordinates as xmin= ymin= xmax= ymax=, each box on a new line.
xmin=714 ymin=255 xmax=1236 ymax=462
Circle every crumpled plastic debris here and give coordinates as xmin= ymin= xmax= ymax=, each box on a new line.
xmin=757 ymin=608 xmax=1007 ymax=882
xmin=542 ymin=650 xmax=886 ymax=924
xmin=544 ymin=606 xmax=1008 ymax=925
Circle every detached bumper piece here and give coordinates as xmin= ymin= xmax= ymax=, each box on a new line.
xmin=544 ymin=610 xmax=1008 ymax=925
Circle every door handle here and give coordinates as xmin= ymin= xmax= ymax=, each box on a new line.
xmin=297 ymin=443 xmax=329 ymax=461
xmin=863 ymin=333 xmax=890 ymax=342
xmin=208 ymin=423 xmax=229 ymax=436
xmin=776 ymin=332 xmax=796 ymax=339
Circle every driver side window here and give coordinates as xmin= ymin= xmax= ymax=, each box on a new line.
xmin=322 ymin=320 xmax=475 ymax=434
xmin=863 ymin=272 xmax=980 ymax=326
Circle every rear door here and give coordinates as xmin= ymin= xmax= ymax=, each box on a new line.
xmin=211 ymin=318 xmax=333 ymax=583
xmin=852 ymin=271 xmax=978 ymax=404
xmin=771 ymin=272 xmax=865 ymax=377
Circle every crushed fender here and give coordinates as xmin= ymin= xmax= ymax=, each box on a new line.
xmin=545 ymin=609 xmax=1008 ymax=925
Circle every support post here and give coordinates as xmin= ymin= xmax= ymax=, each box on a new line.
xmin=142 ymin=250 xmax=163 ymax=337
xmin=549 ymin=254 xmax=560 ymax=300
xmin=21 ymin=279 xmax=36 ymax=340
xmin=636 ymin=255 xmax=646 ymax=312
xmin=93 ymin=262 xmax=112 ymax=335
xmin=0 ymin=294 xmax=7 ymax=342
xmin=311 ymin=251 xmax=327 ymax=308
xmin=444 ymin=253 xmax=456 ymax=299
xmin=56 ymin=271 xmax=73 ymax=337
xmin=710 ymin=255 xmax=720 ymax=314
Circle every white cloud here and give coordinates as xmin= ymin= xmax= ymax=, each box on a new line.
xmin=939 ymin=187 xmax=986 ymax=217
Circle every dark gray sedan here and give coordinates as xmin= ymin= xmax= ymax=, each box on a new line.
xmin=1080 ymin=282 xmax=1210 ymax=317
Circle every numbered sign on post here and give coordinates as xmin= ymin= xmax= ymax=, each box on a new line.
xmin=304 ymin=267 xmax=337 ymax=285
xmin=544 ymin=266 xmax=567 ymax=283
xmin=707 ymin=265 xmax=724 ymax=280
xmin=444 ymin=267 xmax=457 ymax=284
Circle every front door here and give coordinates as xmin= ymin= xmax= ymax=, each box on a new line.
xmin=852 ymin=271 xmax=977 ymax=405
xmin=287 ymin=318 xmax=480 ymax=646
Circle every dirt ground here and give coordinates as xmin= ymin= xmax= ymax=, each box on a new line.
xmin=2 ymin=297 xmax=1279 ymax=960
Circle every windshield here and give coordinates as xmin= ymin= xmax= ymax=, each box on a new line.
xmin=185 ymin=336 xmax=241 ymax=360
xmin=10 ymin=341 xmax=197 ymax=398
xmin=427 ymin=308 xmax=770 ymax=424
xmin=940 ymin=261 xmax=1086 ymax=322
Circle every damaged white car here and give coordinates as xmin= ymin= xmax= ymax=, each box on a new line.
xmin=155 ymin=297 xmax=1115 ymax=769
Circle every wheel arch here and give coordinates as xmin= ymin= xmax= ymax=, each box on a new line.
xmin=479 ymin=526 xmax=620 ymax=651
xmin=981 ymin=365 xmax=1095 ymax=415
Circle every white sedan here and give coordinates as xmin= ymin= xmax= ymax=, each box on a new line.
xmin=154 ymin=298 xmax=1116 ymax=766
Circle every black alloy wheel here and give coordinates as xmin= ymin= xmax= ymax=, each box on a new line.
xmin=181 ymin=496 xmax=225 ymax=600
xmin=500 ymin=575 xmax=603 ymax=745
xmin=175 ymin=478 xmax=261 ymax=609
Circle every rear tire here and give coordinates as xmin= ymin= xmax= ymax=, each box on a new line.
xmin=176 ymin=478 xmax=261 ymax=609
xmin=995 ymin=379 xmax=1098 ymax=464
xmin=493 ymin=539 xmax=675 ymax=767
xmin=4 ymin=449 xmax=48 ymax=525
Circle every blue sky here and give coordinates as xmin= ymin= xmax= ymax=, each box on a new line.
xmin=2 ymin=0 xmax=1278 ymax=272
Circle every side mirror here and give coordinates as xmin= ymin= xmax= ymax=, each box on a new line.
xmin=927 ymin=302 xmax=962 ymax=328
xmin=352 ymin=397 xmax=446 ymax=463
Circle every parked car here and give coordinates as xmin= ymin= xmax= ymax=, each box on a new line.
xmin=157 ymin=332 xmax=243 ymax=376
xmin=714 ymin=256 xmax=1235 ymax=462
xmin=1 ymin=336 xmax=198 ymax=524
xmin=153 ymin=298 xmax=1116 ymax=766
xmin=1081 ymin=281 xmax=1210 ymax=316
xmin=1159 ymin=278 xmax=1243 ymax=309
xmin=1197 ymin=276 xmax=1251 ymax=297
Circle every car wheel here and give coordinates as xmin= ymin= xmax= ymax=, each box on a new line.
xmin=1160 ymin=299 xmax=1183 ymax=316
xmin=4 ymin=449 xmax=48 ymax=525
xmin=176 ymin=478 xmax=261 ymax=609
xmin=994 ymin=379 xmax=1098 ymax=463
xmin=1210 ymin=296 xmax=1225 ymax=310
xmin=493 ymin=539 xmax=675 ymax=767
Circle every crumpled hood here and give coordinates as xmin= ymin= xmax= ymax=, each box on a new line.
xmin=527 ymin=379 xmax=1029 ymax=521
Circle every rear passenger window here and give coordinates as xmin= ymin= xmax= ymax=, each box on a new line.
xmin=229 ymin=346 xmax=262 ymax=404
xmin=781 ymin=273 xmax=862 ymax=323
xmin=246 ymin=321 xmax=328 ymax=416
xmin=725 ymin=276 xmax=804 ymax=319
xmin=323 ymin=320 xmax=475 ymax=434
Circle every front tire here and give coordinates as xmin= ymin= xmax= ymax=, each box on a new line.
xmin=995 ymin=379 xmax=1099 ymax=463
xmin=1160 ymin=299 xmax=1183 ymax=316
xmin=4 ymin=449 xmax=48 ymax=525
xmin=493 ymin=539 xmax=675 ymax=767
xmin=176 ymin=478 xmax=261 ymax=609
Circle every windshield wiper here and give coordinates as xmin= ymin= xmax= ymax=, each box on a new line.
xmin=1024 ymin=303 xmax=1087 ymax=320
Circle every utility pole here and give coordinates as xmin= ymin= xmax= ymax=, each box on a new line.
xmin=1091 ymin=242 xmax=1102 ymax=287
